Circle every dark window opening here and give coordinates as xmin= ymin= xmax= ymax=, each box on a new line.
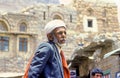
xmin=88 ymin=20 xmax=93 ymax=27
xmin=70 ymin=14 xmax=72 ymax=22
xmin=43 ymin=11 xmax=46 ymax=20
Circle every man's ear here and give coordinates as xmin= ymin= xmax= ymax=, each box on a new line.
xmin=47 ymin=33 xmax=53 ymax=41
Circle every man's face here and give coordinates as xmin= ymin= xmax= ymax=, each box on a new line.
xmin=53 ymin=27 xmax=66 ymax=44
xmin=92 ymin=73 xmax=103 ymax=78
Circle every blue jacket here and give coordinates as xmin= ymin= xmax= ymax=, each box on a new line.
xmin=28 ymin=41 xmax=64 ymax=78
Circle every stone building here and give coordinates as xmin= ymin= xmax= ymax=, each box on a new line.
xmin=0 ymin=12 xmax=39 ymax=72
xmin=0 ymin=0 xmax=120 ymax=78
xmin=68 ymin=0 xmax=120 ymax=78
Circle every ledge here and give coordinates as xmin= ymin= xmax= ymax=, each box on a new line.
xmin=0 ymin=72 xmax=24 ymax=78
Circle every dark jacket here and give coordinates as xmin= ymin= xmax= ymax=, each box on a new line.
xmin=28 ymin=41 xmax=64 ymax=78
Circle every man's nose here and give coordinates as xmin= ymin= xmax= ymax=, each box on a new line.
xmin=62 ymin=32 xmax=66 ymax=36
xmin=62 ymin=32 xmax=66 ymax=38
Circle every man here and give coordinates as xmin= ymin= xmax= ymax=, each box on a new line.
xmin=28 ymin=19 xmax=70 ymax=78
xmin=91 ymin=68 xmax=103 ymax=78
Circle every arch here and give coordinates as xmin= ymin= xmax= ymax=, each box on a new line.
xmin=51 ymin=12 xmax=64 ymax=20
xmin=87 ymin=8 xmax=94 ymax=16
xmin=19 ymin=22 xmax=27 ymax=32
xmin=18 ymin=19 xmax=29 ymax=32
xmin=0 ymin=20 xmax=10 ymax=31
xmin=53 ymin=15 xmax=62 ymax=19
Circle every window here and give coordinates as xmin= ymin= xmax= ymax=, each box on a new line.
xmin=102 ymin=9 xmax=106 ymax=17
xmin=19 ymin=23 xmax=27 ymax=32
xmin=0 ymin=36 xmax=9 ymax=51
xmin=83 ymin=16 xmax=98 ymax=32
xmin=88 ymin=19 xmax=93 ymax=27
xmin=0 ymin=21 xmax=7 ymax=31
xmin=19 ymin=38 xmax=28 ymax=52
xmin=43 ymin=11 xmax=46 ymax=20
xmin=102 ymin=20 xmax=106 ymax=27
xmin=70 ymin=14 xmax=72 ymax=22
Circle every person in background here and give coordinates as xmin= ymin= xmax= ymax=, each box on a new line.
xmin=91 ymin=68 xmax=103 ymax=78
xmin=28 ymin=19 xmax=70 ymax=78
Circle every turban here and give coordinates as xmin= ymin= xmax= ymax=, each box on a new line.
xmin=44 ymin=19 xmax=66 ymax=34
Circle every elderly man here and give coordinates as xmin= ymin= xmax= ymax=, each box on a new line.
xmin=91 ymin=68 xmax=103 ymax=78
xmin=27 ymin=19 xmax=70 ymax=78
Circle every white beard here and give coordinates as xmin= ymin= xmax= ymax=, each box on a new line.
xmin=53 ymin=35 xmax=65 ymax=48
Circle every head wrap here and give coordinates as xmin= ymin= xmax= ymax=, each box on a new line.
xmin=91 ymin=68 xmax=103 ymax=76
xmin=44 ymin=19 xmax=66 ymax=34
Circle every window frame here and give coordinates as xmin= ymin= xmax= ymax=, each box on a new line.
xmin=19 ymin=37 xmax=28 ymax=52
xmin=0 ymin=36 xmax=9 ymax=52
xmin=83 ymin=16 xmax=98 ymax=32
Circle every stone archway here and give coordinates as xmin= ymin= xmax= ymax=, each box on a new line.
xmin=53 ymin=14 xmax=62 ymax=19
xmin=0 ymin=20 xmax=10 ymax=31
xmin=17 ymin=19 xmax=29 ymax=32
xmin=51 ymin=12 xmax=64 ymax=20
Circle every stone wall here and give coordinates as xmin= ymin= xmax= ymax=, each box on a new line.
xmin=74 ymin=0 xmax=119 ymax=33
xmin=73 ymin=0 xmax=120 ymax=78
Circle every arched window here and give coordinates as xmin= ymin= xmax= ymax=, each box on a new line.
xmin=53 ymin=15 xmax=62 ymax=19
xmin=0 ymin=21 xmax=8 ymax=31
xmin=87 ymin=8 xmax=94 ymax=16
xmin=19 ymin=22 xmax=27 ymax=32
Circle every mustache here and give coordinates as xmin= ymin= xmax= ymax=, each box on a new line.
xmin=60 ymin=38 xmax=66 ymax=41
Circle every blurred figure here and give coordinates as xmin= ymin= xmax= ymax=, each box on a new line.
xmin=91 ymin=68 xmax=103 ymax=78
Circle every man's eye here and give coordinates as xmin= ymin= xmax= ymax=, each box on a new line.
xmin=96 ymin=75 xmax=102 ymax=77
xmin=57 ymin=31 xmax=66 ymax=35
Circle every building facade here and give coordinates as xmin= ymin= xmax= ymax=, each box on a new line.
xmin=70 ymin=0 xmax=120 ymax=78
xmin=0 ymin=0 xmax=120 ymax=78
xmin=0 ymin=3 xmax=77 ymax=73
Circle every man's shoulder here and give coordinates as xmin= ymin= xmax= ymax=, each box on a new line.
xmin=39 ymin=42 xmax=53 ymax=46
xmin=38 ymin=42 xmax=55 ymax=50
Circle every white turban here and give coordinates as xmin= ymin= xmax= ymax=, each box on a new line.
xmin=44 ymin=19 xmax=66 ymax=34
